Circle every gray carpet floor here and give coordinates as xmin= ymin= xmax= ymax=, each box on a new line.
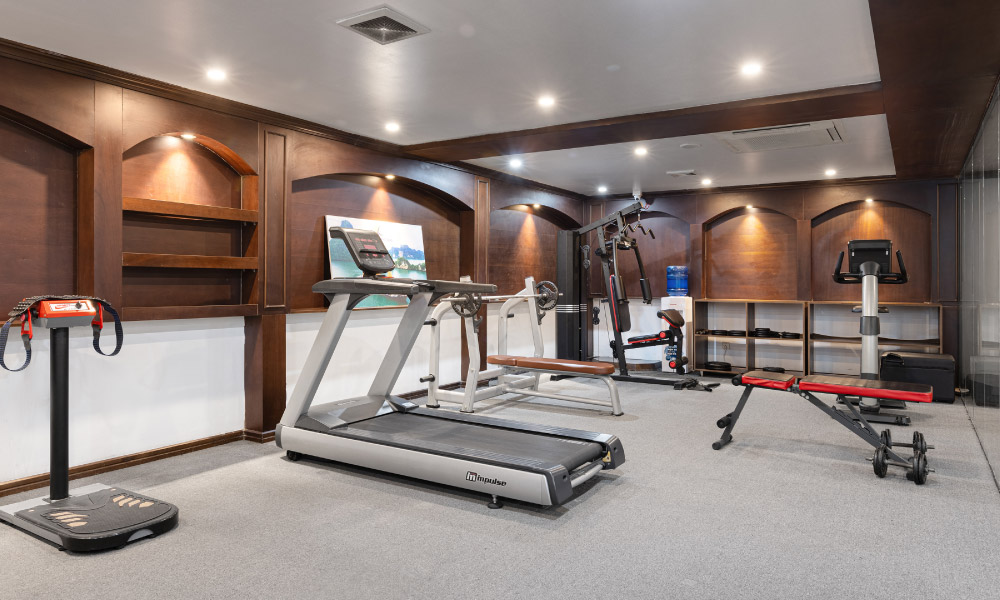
xmin=1 ymin=377 xmax=998 ymax=600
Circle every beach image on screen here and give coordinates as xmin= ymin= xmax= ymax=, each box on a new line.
xmin=325 ymin=216 xmax=426 ymax=308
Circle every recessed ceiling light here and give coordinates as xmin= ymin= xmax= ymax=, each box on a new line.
xmin=532 ymin=203 xmax=541 ymax=208
xmin=597 ymin=186 xmax=608 ymax=193
xmin=746 ymin=204 xmax=754 ymax=209
xmin=701 ymin=178 xmax=712 ymax=186
xmin=865 ymin=197 xmax=873 ymax=203
xmin=537 ymin=95 xmax=555 ymax=108
xmin=206 ymin=68 xmax=226 ymax=81
xmin=509 ymin=158 xmax=523 ymax=168
xmin=825 ymin=168 xmax=837 ymax=177
xmin=634 ymin=147 xmax=648 ymax=157
xmin=179 ymin=133 xmax=196 ymax=140
xmin=385 ymin=174 xmax=396 ymax=180
xmin=740 ymin=62 xmax=762 ymax=77
xmin=385 ymin=121 xmax=400 ymax=133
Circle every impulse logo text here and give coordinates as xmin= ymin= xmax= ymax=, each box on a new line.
xmin=466 ymin=471 xmax=507 ymax=487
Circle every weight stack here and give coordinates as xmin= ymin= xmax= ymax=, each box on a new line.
xmin=556 ymin=229 xmax=584 ymax=361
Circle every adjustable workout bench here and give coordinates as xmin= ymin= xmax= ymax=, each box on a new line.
xmin=424 ymin=277 xmax=622 ymax=415
xmin=714 ymin=371 xmax=935 ymax=484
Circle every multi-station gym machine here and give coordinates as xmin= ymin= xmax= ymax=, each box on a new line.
xmin=556 ymin=198 xmax=716 ymax=392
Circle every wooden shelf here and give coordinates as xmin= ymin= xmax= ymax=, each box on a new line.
xmin=123 ymin=197 xmax=258 ymax=223
xmin=696 ymin=334 xmax=748 ymax=340
xmin=809 ymin=335 xmax=941 ymax=349
xmin=121 ymin=304 xmax=259 ymax=321
xmin=122 ymin=253 xmax=258 ymax=270
xmin=696 ymin=367 xmax=746 ymax=375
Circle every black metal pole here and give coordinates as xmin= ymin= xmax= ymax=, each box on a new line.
xmin=49 ymin=327 xmax=69 ymax=501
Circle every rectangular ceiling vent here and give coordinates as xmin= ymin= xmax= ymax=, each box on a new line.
xmin=712 ymin=120 xmax=845 ymax=153
xmin=337 ymin=5 xmax=429 ymax=45
xmin=666 ymin=169 xmax=697 ymax=177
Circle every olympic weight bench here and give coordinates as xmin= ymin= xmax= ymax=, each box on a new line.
xmin=713 ymin=371 xmax=935 ymax=484
xmin=485 ymin=355 xmax=622 ymax=416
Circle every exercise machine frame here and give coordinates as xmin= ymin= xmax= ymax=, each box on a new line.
xmin=424 ymin=276 xmax=622 ymax=415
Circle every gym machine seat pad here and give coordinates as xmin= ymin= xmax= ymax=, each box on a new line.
xmin=741 ymin=371 xmax=796 ymax=390
xmin=486 ymin=355 xmax=616 ymax=376
xmin=798 ymin=375 xmax=932 ymax=403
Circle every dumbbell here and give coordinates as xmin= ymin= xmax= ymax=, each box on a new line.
xmin=879 ymin=429 xmax=934 ymax=454
xmin=870 ymin=445 xmax=934 ymax=485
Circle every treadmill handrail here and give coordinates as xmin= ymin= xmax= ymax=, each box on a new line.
xmin=312 ymin=278 xmax=421 ymax=296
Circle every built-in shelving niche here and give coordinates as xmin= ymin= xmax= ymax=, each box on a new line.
xmin=121 ymin=134 xmax=259 ymax=320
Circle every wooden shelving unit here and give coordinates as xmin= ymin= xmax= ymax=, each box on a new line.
xmin=693 ymin=299 xmax=807 ymax=376
xmin=808 ymin=301 xmax=941 ymax=376
xmin=120 ymin=135 xmax=260 ymax=320
xmin=122 ymin=252 xmax=258 ymax=270
xmin=123 ymin=197 xmax=258 ymax=223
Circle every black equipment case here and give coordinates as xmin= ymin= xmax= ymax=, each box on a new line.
xmin=880 ymin=351 xmax=955 ymax=403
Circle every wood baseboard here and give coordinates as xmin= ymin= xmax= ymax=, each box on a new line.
xmin=0 ymin=430 xmax=244 ymax=498
xmin=243 ymin=429 xmax=276 ymax=443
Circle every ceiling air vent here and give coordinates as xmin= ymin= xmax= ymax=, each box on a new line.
xmin=666 ymin=169 xmax=697 ymax=177
xmin=337 ymin=5 xmax=429 ymax=45
xmin=712 ymin=120 xmax=845 ymax=153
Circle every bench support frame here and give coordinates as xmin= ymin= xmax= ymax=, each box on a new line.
xmin=715 ymin=381 xmax=910 ymax=466
xmin=425 ymin=277 xmax=623 ymax=415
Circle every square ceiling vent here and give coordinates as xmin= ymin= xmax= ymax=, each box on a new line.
xmin=713 ymin=120 xmax=846 ymax=153
xmin=337 ymin=5 xmax=429 ymax=45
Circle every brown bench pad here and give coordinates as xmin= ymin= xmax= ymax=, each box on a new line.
xmin=798 ymin=375 xmax=932 ymax=403
xmin=486 ymin=355 xmax=615 ymax=376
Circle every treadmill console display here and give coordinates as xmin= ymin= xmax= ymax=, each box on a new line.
xmin=329 ymin=227 xmax=396 ymax=276
xmin=847 ymin=239 xmax=892 ymax=273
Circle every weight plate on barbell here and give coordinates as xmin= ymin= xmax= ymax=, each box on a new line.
xmin=535 ymin=280 xmax=559 ymax=311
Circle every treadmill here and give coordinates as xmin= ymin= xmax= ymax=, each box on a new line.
xmin=276 ymin=227 xmax=625 ymax=508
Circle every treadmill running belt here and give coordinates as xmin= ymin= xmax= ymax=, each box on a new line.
xmin=342 ymin=413 xmax=602 ymax=471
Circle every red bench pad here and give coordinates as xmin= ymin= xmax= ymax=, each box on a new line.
xmin=798 ymin=375 xmax=932 ymax=403
xmin=741 ymin=370 xmax=796 ymax=390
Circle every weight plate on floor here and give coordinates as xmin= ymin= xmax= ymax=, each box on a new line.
xmin=912 ymin=452 xmax=929 ymax=485
xmin=913 ymin=431 xmax=927 ymax=454
xmin=880 ymin=429 xmax=892 ymax=447
xmin=873 ymin=445 xmax=889 ymax=478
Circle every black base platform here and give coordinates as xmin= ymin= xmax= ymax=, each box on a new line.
xmin=0 ymin=484 xmax=178 ymax=552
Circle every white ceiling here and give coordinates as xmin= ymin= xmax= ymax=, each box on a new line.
xmin=0 ymin=0 xmax=880 ymax=147
xmin=468 ymin=114 xmax=896 ymax=195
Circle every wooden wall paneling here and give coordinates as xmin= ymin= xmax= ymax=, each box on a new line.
xmin=488 ymin=209 xmax=563 ymax=295
xmin=122 ymin=136 xmax=243 ymax=208
xmin=285 ymin=131 xmax=476 ymax=211
xmin=244 ymin=312 xmax=286 ymax=440
xmin=461 ymin=177 xmax=490 ymax=372
xmin=122 ymin=90 xmax=258 ymax=167
xmin=796 ymin=220 xmax=812 ymax=301
xmin=287 ymin=176 xmax=462 ymax=311
xmin=0 ymin=115 xmax=78 ymax=311
xmin=696 ymin=187 xmax=804 ymax=223
xmin=0 ymin=56 xmax=95 ymax=146
xmin=800 ymin=180 xmax=938 ymax=221
xmin=489 ymin=179 xmax=584 ymax=226
xmin=122 ymin=268 xmax=242 ymax=308
xmin=705 ymin=208 xmax=799 ymax=300
xmin=264 ymin=130 xmax=287 ymax=310
xmin=810 ymin=202 xmax=932 ymax=302
xmin=614 ymin=215 xmax=689 ymax=299
xmin=689 ymin=224 xmax=704 ymax=298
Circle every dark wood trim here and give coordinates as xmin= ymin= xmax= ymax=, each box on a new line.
xmin=0 ymin=36 xmax=584 ymax=203
xmin=243 ymin=429 xmax=276 ymax=444
xmin=599 ymin=175 xmax=957 ymax=202
xmin=868 ymin=0 xmax=1000 ymax=179
xmin=0 ymin=431 xmax=244 ymax=498
xmin=403 ymin=83 xmax=885 ymax=161
xmin=123 ymin=197 xmax=259 ymax=222
xmin=122 ymin=252 xmax=259 ymax=270
xmin=121 ymin=304 xmax=259 ymax=321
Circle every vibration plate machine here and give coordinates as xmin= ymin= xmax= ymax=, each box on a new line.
xmin=276 ymin=228 xmax=625 ymax=508
xmin=0 ymin=297 xmax=178 ymax=551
